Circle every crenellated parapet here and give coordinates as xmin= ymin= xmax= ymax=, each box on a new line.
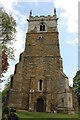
xmin=27 ymin=8 xmax=58 ymax=33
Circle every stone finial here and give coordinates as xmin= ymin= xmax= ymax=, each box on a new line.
xmin=30 ymin=10 xmax=32 ymax=16
xmin=54 ymin=8 xmax=56 ymax=15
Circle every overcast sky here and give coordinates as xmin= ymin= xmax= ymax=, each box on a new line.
xmin=0 ymin=0 xmax=79 ymax=90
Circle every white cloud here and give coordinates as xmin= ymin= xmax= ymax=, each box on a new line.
xmin=0 ymin=0 xmax=12 ymax=8
xmin=0 ymin=1 xmax=27 ymax=58
xmin=0 ymin=0 xmax=27 ymax=89
xmin=0 ymin=13 xmax=26 ymax=89
xmin=13 ymin=27 xmax=25 ymax=61
xmin=54 ymin=0 xmax=79 ymax=33
xmin=69 ymin=78 xmax=73 ymax=86
xmin=53 ymin=0 xmax=79 ymax=85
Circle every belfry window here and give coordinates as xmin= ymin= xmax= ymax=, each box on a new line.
xmin=43 ymin=25 xmax=45 ymax=31
xmin=40 ymin=25 xmax=42 ymax=31
xmin=40 ymin=24 xmax=45 ymax=31
xmin=39 ymin=80 xmax=42 ymax=91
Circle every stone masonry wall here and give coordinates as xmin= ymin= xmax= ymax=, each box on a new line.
xmin=8 ymin=11 xmax=75 ymax=113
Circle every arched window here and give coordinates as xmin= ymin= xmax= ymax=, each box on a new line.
xmin=40 ymin=25 xmax=42 ymax=31
xmin=43 ymin=25 xmax=45 ymax=31
xmin=39 ymin=80 xmax=42 ymax=91
xmin=40 ymin=23 xmax=45 ymax=31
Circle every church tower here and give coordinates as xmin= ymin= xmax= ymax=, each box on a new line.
xmin=8 ymin=9 xmax=74 ymax=114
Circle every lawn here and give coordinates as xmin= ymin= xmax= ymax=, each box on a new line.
xmin=17 ymin=110 xmax=79 ymax=119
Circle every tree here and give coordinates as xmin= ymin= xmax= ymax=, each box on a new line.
xmin=0 ymin=7 xmax=17 ymax=59
xmin=2 ymin=74 xmax=13 ymax=105
xmin=0 ymin=50 xmax=9 ymax=82
xmin=0 ymin=7 xmax=17 ymax=78
xmin=1 ymin=50 xmax=9 ymax=76
xmin=73 ymin=70 xmax=80 ymax=110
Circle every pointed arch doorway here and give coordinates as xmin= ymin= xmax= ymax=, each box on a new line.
xmin=37 ymin=98 xmax=44 ymax=112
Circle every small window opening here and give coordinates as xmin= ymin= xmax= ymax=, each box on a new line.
xmin=43 ymin=25 xmax=45 ymax=31
xmin=40 ymin=25 xmax=42 ymax=31
xmin=40 ymin=24 xmax=45 ymax=31
xmin=39 ymin=80 xmax=42 ymax=91
xmin=62 ymin=98 xmax=64 ymax=103
xmin=29 ymin=44 xmax=31 ymax=46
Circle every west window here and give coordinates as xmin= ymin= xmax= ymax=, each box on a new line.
xmin=39 ymin=80 xmax=43 ymax=91
xmin=40 ymin=24 xmax=45 ymax=31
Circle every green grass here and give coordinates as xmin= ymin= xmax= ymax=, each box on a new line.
xmin=16 ymin=111 xmax=79 ymax=119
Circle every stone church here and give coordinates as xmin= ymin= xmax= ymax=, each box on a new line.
xmin=8 ymin=9 xmax=75 ymax=114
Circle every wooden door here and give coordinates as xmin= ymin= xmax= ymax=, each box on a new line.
xmin=37 ymin=98 xmax=44 ymax=112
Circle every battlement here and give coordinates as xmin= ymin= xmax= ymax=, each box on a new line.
xmin=29 ymin=14 xmax=57 ymax=21
xmin=29 ymin=8 xmax=57 ymax=21
xmin=27 ymin=8 xmax=58 ymax=33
